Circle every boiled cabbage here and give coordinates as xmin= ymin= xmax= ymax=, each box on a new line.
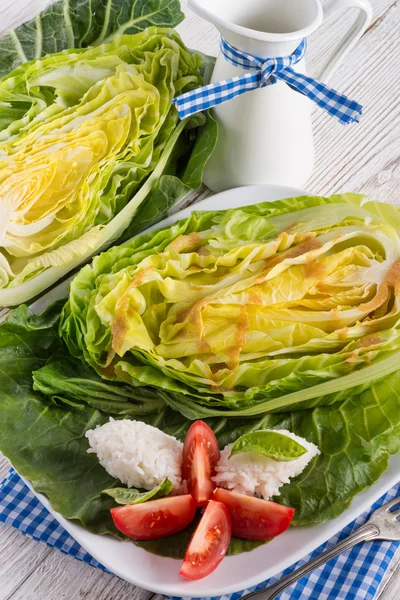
xmin=60 ymin=193 xmax=400 ymax=418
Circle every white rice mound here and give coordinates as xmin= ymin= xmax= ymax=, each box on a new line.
xmin=213 ymin=429 xmax=320 ymax=500
xmin=86 ymin=418 xmax=183 ymax=491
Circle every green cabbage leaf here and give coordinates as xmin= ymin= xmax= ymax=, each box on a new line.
xmin=0 ymin=0 xmax=185 ymax=77
xmin=0 ymin=27 xmax=217 ymax=306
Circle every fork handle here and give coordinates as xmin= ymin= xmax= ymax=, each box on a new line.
xmin=244 ymin=523 xmax=380 ymax=600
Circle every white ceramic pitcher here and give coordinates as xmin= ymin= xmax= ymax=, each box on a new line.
xmin=187 ymin=0 xmax=372 ymax=192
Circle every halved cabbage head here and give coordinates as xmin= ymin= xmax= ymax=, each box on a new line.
xmin=0 ymin=28 xmax=214 ymax=306
xmin=60 ymin=193 xmax=400 ymax=418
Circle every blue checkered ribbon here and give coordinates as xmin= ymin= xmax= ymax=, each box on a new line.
xmin=174 ymin=37 xmax=363 ymax=125
xmin=0 ymin=467 xmax=399 ymax=599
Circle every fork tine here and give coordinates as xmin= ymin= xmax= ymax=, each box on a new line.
xmin=383 ymin=496 xmax=400 ymax=511
xmin=391 ymin=508 xmax=400 ymax=517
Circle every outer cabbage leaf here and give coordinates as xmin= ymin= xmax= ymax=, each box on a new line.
xmin=0 ymin=0 xmax=184 ymax=78
xmin=0 ymin=303 xmax=119 ymax=535
xmin=32 ymin=356 xmax=166 ymax=414
xmin=0 ymin=28 xmax=217 ymax=306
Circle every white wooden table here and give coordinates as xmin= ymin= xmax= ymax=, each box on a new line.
xmin=0 ymin=0 xmax=399 ymax=598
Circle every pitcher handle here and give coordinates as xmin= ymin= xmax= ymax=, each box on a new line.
xmin=317 ymin=0 xmax=373 ymax=82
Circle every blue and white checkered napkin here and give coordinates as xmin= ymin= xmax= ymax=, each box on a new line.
xmin=1 ymin=467 xmax=399 ymax=600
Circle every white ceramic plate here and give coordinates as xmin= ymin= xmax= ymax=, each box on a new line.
xmin=21 ymin=184 xmax=400 ymax=597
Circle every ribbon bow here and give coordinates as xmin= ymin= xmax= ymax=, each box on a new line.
xmin=174 ymin=37 xmax=362 ymax=125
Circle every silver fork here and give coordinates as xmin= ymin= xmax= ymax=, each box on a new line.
xmin=241 ymin=495 xmax=400 ymax=600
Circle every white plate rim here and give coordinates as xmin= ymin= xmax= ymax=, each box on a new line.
xmin=9 ymin=183 xmax=400 ymax=597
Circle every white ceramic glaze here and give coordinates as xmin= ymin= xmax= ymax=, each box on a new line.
xmin=187 ymin=0 xmax=373 ymax=192
xmin=24 ymin=184 xmax=400 ymax=598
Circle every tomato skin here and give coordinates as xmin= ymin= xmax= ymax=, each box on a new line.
xmin=180 ymin=500 xmax=231 ymax=580
xmin=213 ymin=488 xmax=294 ymax=541
xmin=111 ymin=494 xmax=196 ymax=541
xmin=182 ymin=420 xmax=220 ymax=507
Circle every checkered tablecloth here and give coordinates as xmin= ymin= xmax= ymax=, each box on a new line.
xmin=0 ymin=467 xmax=399 ymax=600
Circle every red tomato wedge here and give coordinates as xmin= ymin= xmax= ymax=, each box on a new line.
xmin=213 ymin=488 xmax=294 ymax=540
xmin=180 ymin=500 xmax=231 ymax=580
xmin=111 ymin=494 xmax=196 ymax=541
xmin=182 ymin=420 xmax=220 ymax=506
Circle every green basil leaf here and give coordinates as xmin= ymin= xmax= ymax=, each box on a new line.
xmin=230 ymin=431 xmax=307 ymax=462
xmin=102 ymin=478 xmax=172 ymax=505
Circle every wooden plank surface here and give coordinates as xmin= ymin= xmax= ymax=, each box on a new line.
xmin=0 ymin=0 xmax=399 ymax=598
